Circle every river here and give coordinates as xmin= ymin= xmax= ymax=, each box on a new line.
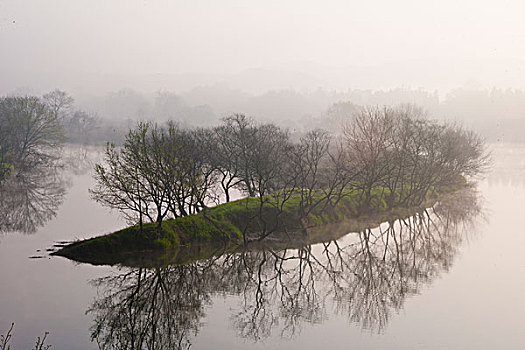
xmin=0 ymin=144 xmax=524 ymax=349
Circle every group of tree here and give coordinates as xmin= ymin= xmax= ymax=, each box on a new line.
xmin=91 ymin=104 xmax=488 ymax=241
xmin=42 ymin=89 xmax=125 ymax=146
xmin=81 ymin=89 xmax=217 ymax=127
xmin=0 ymin=89 xmax=122 ymax=184
xmin=1 ymin=90 xmax=128 ymax=182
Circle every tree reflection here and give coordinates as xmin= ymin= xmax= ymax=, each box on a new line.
xmin=88 ymin=188 xmax=482 ymax=349
xmin=0 ymin=166 xmax=66 ymax=234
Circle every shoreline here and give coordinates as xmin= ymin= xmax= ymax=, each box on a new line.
xmin=52 ymin=182 xmax=468 ymax=266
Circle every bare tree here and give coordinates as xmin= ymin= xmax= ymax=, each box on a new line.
xmin=91 ymin=122 xmax=177 ymax=231
xmin=287 ymin=129 xmax=333 ymax=217
xmin=209 ymin=120 xmax=244 ymax=202
xmin=159 ymin=124 xmax=217 ymax=217
xmin=90 ymin=141 xmax=154 ymax=232
xmin=210 ymin=114 xmax=291 ymax=198
xmin=343 ymin=106 xmax=395 ymax=209
xmin=42 ymin=89 xmax=74 ymax=121
xmin=218 ymin=114 xmax=259 ymax=197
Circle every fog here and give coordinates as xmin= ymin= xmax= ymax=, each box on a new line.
xmin=3 ymin=0 xmax=525 ymax=141
xmin=3 ymin=0 xmax=525 ymax=91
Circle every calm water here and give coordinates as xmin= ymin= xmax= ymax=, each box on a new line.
xmin=1 ymin=144 xmax=524 ymax=349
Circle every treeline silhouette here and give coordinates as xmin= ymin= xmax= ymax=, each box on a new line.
xmin=70 ymin=86 xmax=525 ymax=142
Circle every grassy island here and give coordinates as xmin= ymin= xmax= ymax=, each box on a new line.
xmin=53 ymin=180 xmax=467 ymax=265
xmin=53 ymin=105 xmax=487 ymax=265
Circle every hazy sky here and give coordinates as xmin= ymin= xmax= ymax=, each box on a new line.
xmin=2 ymin=0 xmax=525 ymax=94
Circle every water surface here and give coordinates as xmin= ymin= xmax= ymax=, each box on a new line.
xmin=1 ymin=144 xmax=524 ymax=349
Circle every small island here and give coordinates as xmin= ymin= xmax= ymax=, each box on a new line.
xmin=54 ymin=106 xmax=488 ymax=265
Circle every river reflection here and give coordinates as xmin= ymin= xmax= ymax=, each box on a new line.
xmin=0 ymin=146 xmax=97 ymax=235
xmin=87 ymin=188 xmax=481 ymax=349
xmin=0 ymin=166 xmax=67 ymax=234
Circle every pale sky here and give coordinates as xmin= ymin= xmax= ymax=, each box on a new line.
xmin=2 ymin=0 xmax=525 ymax=94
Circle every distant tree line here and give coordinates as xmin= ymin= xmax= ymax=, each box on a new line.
xmin=90 ymin=104 xmax=489 ymax=240
xmin=0 ymin=90 xmax=129 ymax=183
xmin=42 ymin=89 xmax=126 ymax=146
